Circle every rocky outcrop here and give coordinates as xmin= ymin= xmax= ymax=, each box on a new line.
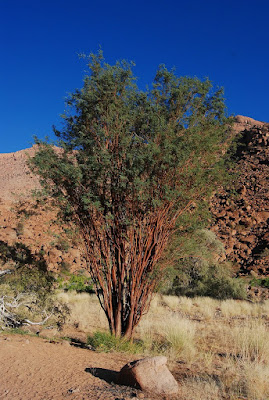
xmin=211 ymin=116 xmax=269 ymax=276
xmin=0 ymin=146 xmax=85 ymax=273
xmin=0 ymin=199 xmax=87 ymax=273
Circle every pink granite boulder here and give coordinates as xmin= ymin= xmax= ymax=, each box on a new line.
xmin=117 ymin=356 xmax=178 ymax=396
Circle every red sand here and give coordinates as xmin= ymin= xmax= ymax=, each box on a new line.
xmin=0 ymin=334 xmax=141 ymax=400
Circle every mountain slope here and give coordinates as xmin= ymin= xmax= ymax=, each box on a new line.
xmin=211 ymin=115 xmax=269 ymax=275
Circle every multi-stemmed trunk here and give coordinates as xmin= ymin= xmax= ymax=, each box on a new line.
xmin=81 ymin=203 xmax=182 ymax=339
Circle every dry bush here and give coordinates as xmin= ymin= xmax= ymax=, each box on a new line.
xmin=161 ymin=294 xmax=181 ymax=311
xmin=160 ymin=318 xmax=197 ymax=361
xmin=192 ymin=296 xmax=220 ymax=319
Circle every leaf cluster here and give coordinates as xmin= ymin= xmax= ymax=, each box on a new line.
xmin=30 ymin=51 xmax=230 ymax=230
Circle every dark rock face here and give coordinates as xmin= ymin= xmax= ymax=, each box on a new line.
xmin=211 ymin=116 xmax=269 ymax=276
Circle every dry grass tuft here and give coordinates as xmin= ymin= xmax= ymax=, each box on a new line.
xmin=138 ymin=315 xmax=197 ymax=362
xmin=230 ymin=321 xmax=269 ymax=362
xmin=178 ymin=377 xmax=222 ymax=400
xmin=241 ymin=360 xmax=269 ymax=399
xmin=57 ymin=291 xmax=108 ymax=332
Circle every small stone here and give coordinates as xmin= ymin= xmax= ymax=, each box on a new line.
xmin=67 ymin=388 xmax=80 ymax=394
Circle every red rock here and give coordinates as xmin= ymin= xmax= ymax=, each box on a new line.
xmin=117 ymin=356 xmax=179 ymax=395
xmin=211 ymin=116 xmax=269 ymax=276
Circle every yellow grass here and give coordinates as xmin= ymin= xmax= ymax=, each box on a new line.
xmin=178 ymin=377 xmax=222 ymax=400
xmin=230 ymin=321 xmax=269 ymax=362
xmin=242 ymin=361 xmax=269 ymax=399
xmin=57 ymin=291 xmax=108 ymax=332
xmin=58 ymin=291 xmax=269 ymax=399
xmin=138 ymin=315 xmax=197 ymax=362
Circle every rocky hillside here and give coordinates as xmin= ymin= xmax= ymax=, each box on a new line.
xmin=0 ymin=147 xmax=86 ymax=273
xmin=0 ymin=116 xmax=268 ymax=276
xmin=211 ymin=116 xmax=269 ymax=276
xmin=0 ymin=146 xmax=40 ymax=203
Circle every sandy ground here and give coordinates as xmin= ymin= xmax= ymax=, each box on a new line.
xmin=0 ymin=334 xmax=147 ymax=400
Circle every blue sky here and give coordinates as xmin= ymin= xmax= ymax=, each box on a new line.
xmin=1 ymin=0 xmax=269 ymax=153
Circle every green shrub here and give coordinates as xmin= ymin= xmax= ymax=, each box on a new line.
xmin=164 ymin=229 xmax=246 ymax=300
xmin=200 ymin=265 xmax=247 ymax=299
xmin=56 ymin=273 xmax=94 ymax=293
xmin=168 ymin=261 xmax=246 ymax=300
xmin=87 ymin=331 xmax=143 ymax=353
xmin=58 ymin=261 xmax=71 ymax=274
xmin=0 ymin=266 xmax=69 ymax=329
xmin=3 ymin=265 xmax=53 ymax=298
xmin=250 ymin=277 xmax=269 ymax=289
xmin=5 ymin=328 xmax=30 ymax=335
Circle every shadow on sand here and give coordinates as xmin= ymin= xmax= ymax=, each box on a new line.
xmin=85 ymin=367 xmax=118 ymax=384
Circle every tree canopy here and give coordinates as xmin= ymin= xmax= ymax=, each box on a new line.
xmin=30 ymin=51 xmax=229 ymax=337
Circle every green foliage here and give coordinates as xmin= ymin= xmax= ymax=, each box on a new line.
xmin=0 ymin=242 xmax=69 ymax=329
xmin=250 ymin=277 xmax=269 ymax=289
xmin=168 ymin=261 xmax=246 ymax=300
xmin=0 ymin=241 xmax=48 ymax=273
xmin=29 ymin=51 xmax=231 ymax=337
xmin=58 ymin=261 xmax=71 ymax=274
xmin=87 ymin=331 xmax=143 ymax=353
xmin=30 ymin=51 xmax=229 ymax=227
xmin=0 ymin=241 xmax=53 ymax=299
xmin=0 ymin=267 xmax=69 ymax=329
xmin=3 ymin=265 xmax=53 ymax=298
xmin=175 ymin=229 xmax=226 ymax=263
xmin=4 ymin=328 xmax=30 ymax=335
xmin=164 ymin=229 xmax=246 ymax=300
xmin=56 ymin=272 xmax=94 ymax=293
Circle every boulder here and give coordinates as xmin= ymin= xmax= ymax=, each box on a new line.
xmin=117 ymin=356 xmax=178 ymax=396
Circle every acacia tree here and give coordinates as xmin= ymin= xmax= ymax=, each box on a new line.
xmin=30 ymin=52 xmax=229 ymax=338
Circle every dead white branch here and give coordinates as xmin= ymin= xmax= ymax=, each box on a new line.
xmin=0 ymin=294 xmax=53 ymax=330
xmin=0 ymin=269 xmax=11 ymax=277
